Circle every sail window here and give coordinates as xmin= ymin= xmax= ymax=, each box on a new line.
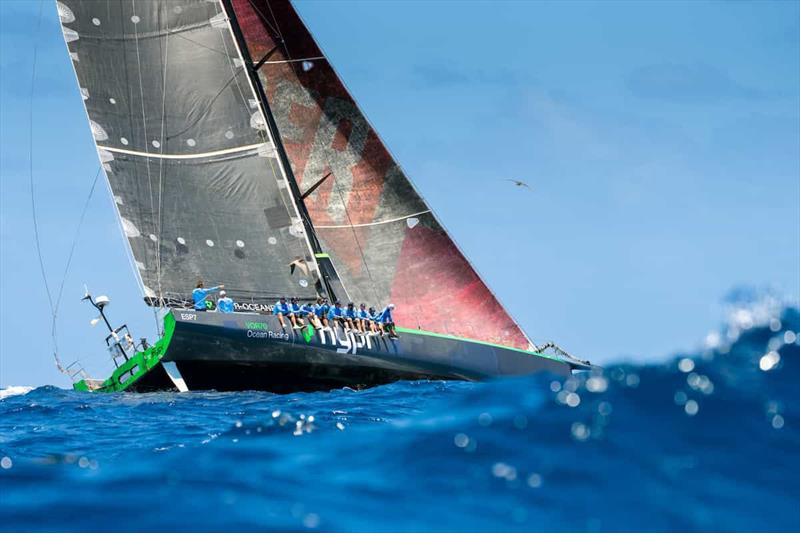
xmin=299 ymin=279 xmax=308 ymax=288
xmin=236 ymin=240 xmax=245 ymax=248
xmin=268 ymin=237 xmax=277 ymax=245
xmin=148 ymin=234 xmax=158 ymax=242
xmin=120 ymin=137 xmax=129 ymax=145
xmin=206 ymin=240 xmax=215 ymax=247
xmin=302 ymin=61 xmax=314 ymax=72
xmin=109 ymin=98 xmax=116 ymax=105
xmin=131 ymin=15 xmax=140 ymax=24
xmin=177 ymin=237 xmax=186 ymax=245
xmin=406 ymin=217 xmax=419 ymax=229
xmin=225 ymin=130 xmax=234 ymax=140
xmin=186 ymin=139 xmax=196 ymax=147
xmin=91 ymin=18 xmax=100 ymax=26
xmin=152 ymin=140 xmax=161 ymax=148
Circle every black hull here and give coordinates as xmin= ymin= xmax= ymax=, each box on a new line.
xmin=150 ymin=310 xmax=579 ymax=394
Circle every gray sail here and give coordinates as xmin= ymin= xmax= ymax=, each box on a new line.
xmin=58 ymin=0 xmax=320 ymax=305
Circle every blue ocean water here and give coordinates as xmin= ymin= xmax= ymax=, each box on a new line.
xmin=1 ymin=298 xmax=797 ymax=532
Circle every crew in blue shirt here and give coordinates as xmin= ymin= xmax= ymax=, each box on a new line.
xmin=192 ymin=280 xmax=223 ymax=311
xmin=343 ymin=302 xmax=357 ymax=331
xmin=273 ymin=296 xmax=291 ymax=328
xmin=217 ymin=290 xmax=234 ymax=313
xmin=356 ymin=303 xmax=372 ymax=334
xmin=327 ymin=301 xmax=345 ymax=328
xmin=287 ymin=297 xmax=305 ymax=329
xmin=315 ymin=298 xmax=331 ymax=329
xmin=299 ymin=301 xmax=320 ymax=328
xmin=375 ymin=304 xmax=398 ymax=338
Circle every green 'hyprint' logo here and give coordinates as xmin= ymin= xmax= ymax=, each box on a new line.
xmin=302 ymin=325 xmax=314 ymax=343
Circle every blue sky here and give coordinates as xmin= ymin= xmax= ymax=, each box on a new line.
xmin=1 ymin=0 xmax=798 ymax=387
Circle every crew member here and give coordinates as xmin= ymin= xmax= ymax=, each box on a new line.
xmin=368 ymin=306 xmax=380 ymax=335
xmin=193 ymin=280 xmax=224 ymax=312
xmin=327 ymin=301 xmax=345 ymax=329
xmin=273 ymin=296 xmax=290 ymax=328
xmin=287 ymin=297 xmax=305 ymax=329
xmin=300 ymin=301 xmax=321 ymax=329
xmin=376 ymin=303 xmax=398 ymax=338
xmin=343 ymin=302 xmax=357 ymax=331
xmin=357 ymin=303 xmax=372 ymax=334
xmin=315 ymin=298 xmax=331 ymax=329
xmin=217 ymin=290 xmax=234 ymax=314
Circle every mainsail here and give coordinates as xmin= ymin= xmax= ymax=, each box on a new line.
xmin=229 ymin=0 xmax=532 ymax=349
xmin=58 ymin=0 xmax=322 ymax=305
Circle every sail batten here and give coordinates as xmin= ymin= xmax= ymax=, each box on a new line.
xmin=97 ymin=142 xmax=269 ymax=160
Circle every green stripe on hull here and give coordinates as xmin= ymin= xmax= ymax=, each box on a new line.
xmin=73 ymin=313 xmax=177 ymax=393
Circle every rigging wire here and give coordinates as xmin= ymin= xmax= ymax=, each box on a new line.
xmin=154 ymin=1 xmax=172 ymax=324
xmin=331 ymin=176 xmax=381 ymax=305
xmin=50 ymin=167 xmax=102 ymax=374
xmin=246 ymin=0 xmax=282 ymax=42
xmin=131 ymin=0 xmax=163 ymax=334
xmin=29 ymin=0 xmax=54 ymax=317
xmin=27 ymin=0 xmax=105 ymax=375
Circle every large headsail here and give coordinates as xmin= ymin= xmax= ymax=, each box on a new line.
xmin=58 ymin=0 xmax=322 ymax=306
xmin=229 ymin=0 xmax=532 ymax=349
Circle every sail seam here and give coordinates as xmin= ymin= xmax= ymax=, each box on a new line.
xmin=314 ymin=210 xmax=432 ymax=229
xmin=97 ymin=143 xmax=267 ymax=160
xmin=261 ymin=56 xmax=325 ymax=65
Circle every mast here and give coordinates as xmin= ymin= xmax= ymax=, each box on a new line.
xmin=220 ymin=0 xmax=339 ymax=300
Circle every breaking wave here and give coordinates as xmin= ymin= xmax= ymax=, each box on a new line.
xmin=0 ymin=386 xmax=34 ymax=400
xmin=0 ymin=290 xmax=797 ymax=532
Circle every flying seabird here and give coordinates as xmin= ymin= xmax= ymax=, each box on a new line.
xmin=503 ymin=179 xmax=532 ymax=190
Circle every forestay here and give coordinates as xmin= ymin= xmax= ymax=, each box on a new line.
xmin=58 ymin=0 xmax=320 ymax=305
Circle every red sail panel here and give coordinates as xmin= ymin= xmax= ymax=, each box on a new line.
xmin=231 ymin=0 xmax=530 ymax=349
